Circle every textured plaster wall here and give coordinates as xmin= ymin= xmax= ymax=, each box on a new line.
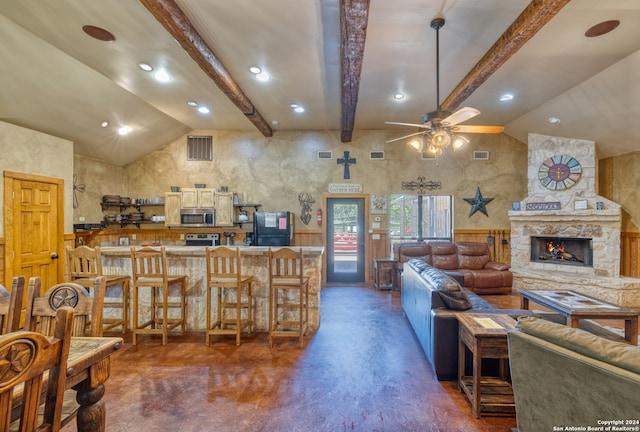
xmin=72 ymin=155 xmax=124 ymax=224
xmin=0 ymin=121 xmax=74 ymax=236
xmin=113 ymin=129 xmax=528 ymax=230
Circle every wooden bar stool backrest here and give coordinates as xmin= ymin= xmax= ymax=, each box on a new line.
xmin=0 ymin=275 xmax=25 ymax=334
xmin=206 ymin=246 xmax=242 ymax=283
xmin=66 ymin=245 xmax=103 ymax=282
xmin=131 ymin=246 xmax=170 ymax=285
xmin=24 ymin=276 xmax=105 ymax=338
xmin=0 ymin=306 xmax=74 ymax=432
xmin=270 ymin=247 xmax=305 ymax=285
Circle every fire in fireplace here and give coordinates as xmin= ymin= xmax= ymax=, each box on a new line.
xmin=530 ymin=237 xmax=593 ymax=267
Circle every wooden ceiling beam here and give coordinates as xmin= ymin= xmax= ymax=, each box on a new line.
xmin=340 ymin=0 xmax=370 ymax=142
xmin=441 ymin=0 xmax=572 ymax=112
xmin=139 ymin=0 xmax=273 ymax=137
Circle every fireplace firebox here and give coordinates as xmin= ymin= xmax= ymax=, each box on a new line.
xmin=530 ymin=237 xmax=593 ymax=267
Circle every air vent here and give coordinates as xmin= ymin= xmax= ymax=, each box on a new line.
xmin=317 ymin=151 xmax=333 ymax=159
xmin=369 ymin=151 xmax=385 ymax=160
xmin=187 ymin=135 xmax=213 ymax=161
xmin=473 ymin=151 xmax=490 ymax=161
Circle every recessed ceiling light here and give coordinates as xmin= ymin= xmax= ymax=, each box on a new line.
xmin=100 ymin=121 xmax=109 ymax=128
xmin=187 ymin=101 xmax=198 ymax=107
xmin=118 ymin=126 xmax=131 ymax=135
xmin=249 ymin=66 xmax=262 ymax=74
xmin=271 ymin=120 xmax=279 ymax=126
xmin=198 ymin=106 xmax=210 ymax=114
xmin=153 ymin=69 xmax=171 ymax=82
xmin=138 ymin=63 xmax=153 ymax=71
xmin=548 ymin=117 xmax=561 ymax=125
xmin=290 ymin=104 xmax=305 ymax=113
xmin=499 ymin=94 xmax=514 ymax=102
xmin=394 ymin=93 xmax=405 ymax=100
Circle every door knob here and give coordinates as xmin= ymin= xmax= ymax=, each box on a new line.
xmin=51 ymin=253 xmax=59 ymax=259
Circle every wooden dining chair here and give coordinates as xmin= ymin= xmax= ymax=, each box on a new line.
xmin=66 ymin=245 xmax=130 ymax=334
xmin=269 ymin=247 xmax=309 ymax=348
xmin=0 ymin=275 xmax=25 ymax=334
xmin=24 ymin=276 xmax=105 ymax=338
xmin=0 ymin=306 xmax=74 ymax=432
xmin=130 ymin=246 xmax=187 ymax=345
xmin=205 ymin=246 xmax=253 ymax=346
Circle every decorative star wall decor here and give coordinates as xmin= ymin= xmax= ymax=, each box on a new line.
xmin=464 ymin=187 xmax=493 ymax=217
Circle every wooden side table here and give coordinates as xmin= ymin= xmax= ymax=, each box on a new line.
xmin=373 ymin=258 xmax=395 ymax=291
xmin=457 ymin=313 xmax=516 ymax=418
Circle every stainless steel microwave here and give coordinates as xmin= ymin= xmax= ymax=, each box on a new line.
xmin=180 ymin=208 xmax=215 ymax=227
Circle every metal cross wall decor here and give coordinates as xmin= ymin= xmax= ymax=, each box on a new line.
xmin=401 ymin=177 xmax=442 ymax=194
xmin=337 ymin=151 xmax=356 ymax=179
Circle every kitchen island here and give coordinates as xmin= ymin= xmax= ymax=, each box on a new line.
xmin=99 ymin=246 xmax=324 ymax=335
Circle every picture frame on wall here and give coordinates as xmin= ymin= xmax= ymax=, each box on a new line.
xmin=118 ymin=236 xmax=130 ymax=246
xmin=370 ymin=194 xmax=388 ymax=214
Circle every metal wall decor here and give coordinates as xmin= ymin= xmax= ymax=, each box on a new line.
xmin=73 ymin=174 xmax=85 ymax=209
xmin=464 ymin=187 xmax=494 ymax=217
xmin=337 ymin=151 xmax=356 ymax=179
xmin=298 ymin=192 xmax=315 ymax=225
xmin=401 ymin=176 xmax=442 ymax=194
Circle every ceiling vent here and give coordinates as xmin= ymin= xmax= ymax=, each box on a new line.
xmin=317 ymin=151 xmax=333 ymax=160
xmin=473 ymin=150 xmax=490 ymax=161
xmin=369 ymin=151 xmax=385 ymax=160
xmin=187 ymin=135 xmax=213 ymax=161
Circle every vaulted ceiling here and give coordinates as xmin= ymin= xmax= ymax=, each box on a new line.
xmin=1 ymin=0 xmax=639 ymax=166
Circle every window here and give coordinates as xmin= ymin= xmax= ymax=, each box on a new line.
xmin=389 ymin=194 xmax=453 ymax=254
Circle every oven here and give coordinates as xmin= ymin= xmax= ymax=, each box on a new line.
xmin=180 ymin=208 xmax=215 ymax=227
xmin=185 ymin=233 xmax=220 ymax=246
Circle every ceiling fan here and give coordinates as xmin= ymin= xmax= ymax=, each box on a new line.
xmin=385 ymin=17 xmax=504 ymax=156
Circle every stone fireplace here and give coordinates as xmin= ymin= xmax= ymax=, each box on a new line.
xmin=509 ymin=134 xmax=640 ymax=308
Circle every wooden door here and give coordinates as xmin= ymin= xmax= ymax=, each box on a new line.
xmin=4 ymin=171 xmax=64 ymax=291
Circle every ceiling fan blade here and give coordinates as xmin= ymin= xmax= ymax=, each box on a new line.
xmin=452 ymin=124 xmax=505 ymax=134
xmin=441 ymin=107 xmax=480 ymax=126
xmin=385 ymin=121 xmax=430 ymax=129
xmin=385 ymin=131 xmax=425 ymax=143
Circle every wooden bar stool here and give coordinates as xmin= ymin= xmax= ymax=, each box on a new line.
xmin=130 ymin=246 xmax=187 ymax=345
xmin=269 ymin=247 xmax=309 ymax=347
xmin=205 ymin=246 xmax=253 ymax=346
xmin=66 ymin=245 xmax=130 ymax=333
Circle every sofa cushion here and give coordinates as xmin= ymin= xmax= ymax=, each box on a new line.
xmin=456 ymin=242 xmax=491 ymax=270
xmin=484 ymin=261 xmax=510 ymax=271
xmin=430 ymin=242 xmax=458 ymax=270
xmin=419 ymin=265 xmax=472 ymax=311
xmin=515 ymin=316 xmax=640 ymax=374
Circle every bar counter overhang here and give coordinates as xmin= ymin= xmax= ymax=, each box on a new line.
xmin=99 ymin=246 xmax=324 ymax=333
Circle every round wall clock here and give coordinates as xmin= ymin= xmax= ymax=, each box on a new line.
xmin=538 ymin=154 xmax=582 ymax=190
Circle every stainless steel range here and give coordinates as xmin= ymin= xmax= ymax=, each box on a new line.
xmin=185 ymin=233 xmax=220 ymax=246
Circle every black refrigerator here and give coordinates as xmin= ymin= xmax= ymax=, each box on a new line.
xmin=253 ymin=212 xmax=293 ymax=246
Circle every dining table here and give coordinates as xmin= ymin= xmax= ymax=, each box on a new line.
xmin=64 ymin=336 xmax=123 ymax=431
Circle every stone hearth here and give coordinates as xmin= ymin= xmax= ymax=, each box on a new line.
xmin=509 ymin=134 xmax=640 ymax=308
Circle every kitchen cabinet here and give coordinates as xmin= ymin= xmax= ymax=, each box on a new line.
xmin=165 ymin=192 xmax=181 ymax=227
xmin=181 ymin=188 xmax=215 ymax=208
xmin=214 ymin=192 xmax=234 ymax=227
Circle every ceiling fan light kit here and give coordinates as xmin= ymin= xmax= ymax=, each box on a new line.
xmin=386 ymin=16 xmax=504 ymax=158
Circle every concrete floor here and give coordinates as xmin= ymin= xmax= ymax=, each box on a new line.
xmin=63 ymin=287 xmax=520 ymax=432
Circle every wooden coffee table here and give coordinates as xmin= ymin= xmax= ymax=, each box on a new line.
xmin=519 ymin=289 xmax=639 ymax=345
xmin=457 ymin=313 xmax=516 ymax=418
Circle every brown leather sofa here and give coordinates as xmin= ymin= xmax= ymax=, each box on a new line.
xmin=393 ymin=241 xmax=513 ymax=294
